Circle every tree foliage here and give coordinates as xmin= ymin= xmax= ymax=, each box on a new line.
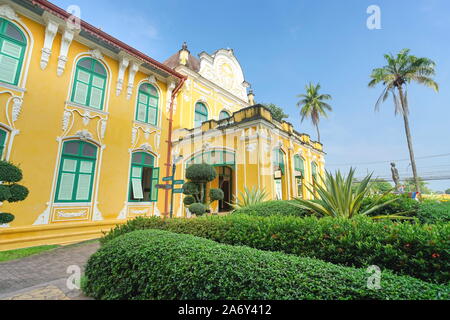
xmin=0 ymin=161 xmax=29 ymax=224
xmin=262 ymin=103 xmax=289 ymax=122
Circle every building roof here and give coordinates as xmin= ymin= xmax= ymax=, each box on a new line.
xmin=30 ymin=0 xmax=185 ymax=81
xmin=163 ymin=43 xmax=200 ymax=72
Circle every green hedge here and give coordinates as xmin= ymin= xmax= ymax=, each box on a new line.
xmin=416 ymin=201 xmax=450 ymax=224
xmin=233 ymin=200 xmax=309 ymax=217
xmin=102 ymin=216 xmax=450 ymax=284
xmin=85 ymin=230 xmax=448 ymax=300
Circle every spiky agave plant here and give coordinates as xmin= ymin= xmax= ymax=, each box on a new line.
xmin=292 ymin=168 xmax=409 ymax=220
xmin=231 ymin=187 xmax=269 ymax=210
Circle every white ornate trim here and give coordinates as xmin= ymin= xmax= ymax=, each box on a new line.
xmin=33 ymin=204 xmax=51 ymax=225
xmin=76 ymin=129 xmax=93 ymax=141
xmin=117 ymin=204 xmax=127 ymax=220
xmin=127 ymin=62 xmax=140 ymax=100
xmin=41 ymin=20 xmax=59 ymax=70
xmin=90 ymin=49 xmax=103 ymax=60
xmin=166 ymin=81 xmax=176 ymax=113
xmin=57 ymin=30 xmax=74 ymax=76
xmin=116 ymin=57 xmax=129 ymax=96
xmin=0 ymin=5 xmax=19 ymax=21
xmin=11 ymin=97 xmax=23 ymax=122
xmin=62 ymin=110 xmax=71 ymax=132
xmin=92 ymin=203 xmax=103 ymax=221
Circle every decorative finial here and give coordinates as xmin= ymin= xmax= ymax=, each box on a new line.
xmin=182 ymin=42 xmax=188 ymax=51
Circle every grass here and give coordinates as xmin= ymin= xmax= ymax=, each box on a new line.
xmin=0 ymin=245 xmax=60 ymax=262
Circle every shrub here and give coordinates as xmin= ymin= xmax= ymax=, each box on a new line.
xmin=416 ymin=201 xmax=450 ymax=224
xmin=233 ymin=200 xmax=309 ymax=217
xmin=0 ymin=213 xmax=14 ymax=224
xmin=362 ymin=194 xmax=420 ymax=217
xmin=0 ymin=161 xmax=29 ymax=224
xmin=185 ymin=164 xmax=217 ymax=182
xmin=85 ymin=230 xmax=448 ymax=300
xmin=209 ymin=188 xmax=224 ymax=202
xmin=188 ymin=203 xmax=206 ymax=216
xmin=232 ymin=187 xmax=268 ymax=210
xmin=183 ymin=195 xmax=195 ymax=206
xmin=102 ymin=215 xmax=450 ymax=284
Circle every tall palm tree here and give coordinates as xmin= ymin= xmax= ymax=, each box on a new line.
xmin=297 ymin=83 xmax=332 ymax=143
xmin=369 ymin=49 xmax=439 ymax=194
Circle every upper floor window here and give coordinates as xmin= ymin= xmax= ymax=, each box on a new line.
xmin=0 ymin=129 xmax=7 ymax=159
xmin=129 ymin=152 xmax=159 ymax=203
xmin=71 ymin=57 xmax=107 ymax=110
xmin=0 ymin=18 xmax=26 ymax=86
xmin=55 ymin=140 xmax=98 ymax=203
xmin=273 ymin=149 xmax=285 ymax=175
xmin=136 ymin=83 xmax=159 ymax=126
xmin=219 ymin=110 xmax=231 ymax=120
xmin=294 ymin=155 xmax=305 ymax=178
xmin=194 ymin=102 xmax=208 ymax=127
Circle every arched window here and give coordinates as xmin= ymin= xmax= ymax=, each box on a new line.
xmin=136 ymin=83 xmax=159 ymax=125
xmin=55 ymin=141 xmax=98 ymax=203
xmin=273 ymin=149 xmax=285 ymax=175
xmin=71 ymin=57 xmax=107 ymax=110
xmin=294 ymin=155 xmax=305 ymax=198
xmin=219 ymin=110 xmax=231 ymax=120
xmin=0 ymin=18 xmax=27 ymax=86
xmin=0 ymin=129 xmax=7 ymax=159
xmin=194 ymin=102 xmax=208 ymax=127
xmin=129 ymin=152 xmax=160 ymax=202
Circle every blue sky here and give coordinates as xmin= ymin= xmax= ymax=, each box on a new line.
xmin=53 ymin=0 xmax=450 ymax=191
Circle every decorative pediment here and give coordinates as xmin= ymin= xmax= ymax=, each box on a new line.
xmin=198 ymin=49 xmax=248 ymax=101
xmin=76 ymin=130 xmax=93 ymax=141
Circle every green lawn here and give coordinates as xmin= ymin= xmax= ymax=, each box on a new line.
xmin=0 ymin=245 xmax=60 ymax=262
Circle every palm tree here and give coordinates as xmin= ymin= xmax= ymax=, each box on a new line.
xmin=369 ymin=49 xmax=438 ymax=194
xmin=297 ymin=83 xmax=332 ymax=143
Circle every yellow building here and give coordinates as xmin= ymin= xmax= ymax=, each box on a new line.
xmin=0 ymin=0 xmax=325 ymax=250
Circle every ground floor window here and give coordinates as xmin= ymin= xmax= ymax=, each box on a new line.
xmin=55 ymin=140 xmax=97 ymax=203
xmin=275 ymin=179 xmax=283 ymax=200
xmin=129 ymin=152 xmax=159 ymax=202
xmin=296 ymin=177 xmax=304 ymax=199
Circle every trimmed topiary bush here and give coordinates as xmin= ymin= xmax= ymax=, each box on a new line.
xmin=233 ymin=200 xmax=309 ymax=217
xmin=0 ymin=213 xmax=14 ymax=224
xmin=102 ymin=215 xmax=450 ymax=284
xmin=183 ymin=195 xmax=195 ymax=206
xmin=85 ymin=230 xmax=448 ymax=300
xmin=0 ymin=161 xmax=29 ymax=224
xmin=209 ymin=188 xmax=224 ymax=202
xmin=188 ymin=203 xmax=206 ymax=216
xmin=185 ymin=164 xmax=217 ymax=182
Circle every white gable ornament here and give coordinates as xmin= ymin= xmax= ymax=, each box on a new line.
xmin=90 ymin=49 xmax=103 ymax=60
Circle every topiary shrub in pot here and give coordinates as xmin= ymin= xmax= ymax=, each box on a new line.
xmin=0 ymin=161 xmax=29 ymax=224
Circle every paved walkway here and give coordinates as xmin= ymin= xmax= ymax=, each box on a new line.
xmin=0 ymin=241 xmax=100 ymax=300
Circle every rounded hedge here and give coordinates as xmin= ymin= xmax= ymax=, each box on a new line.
xmin=85 ymin=230 xmax=448 ymax=300
xmin=8 ymin=184 xmax=29 ymax=203
xmin=102 ymin=215 xmax=450 ymax=284
xmin=0 ymin=185 xmax=12 ymax=202
xmin=182 ymin=182 xmax=199 ymax=195
xmin=209 ymin=188 xmax=224 ymax=201
xmin=183 ymin=196 xmax=195 ymax=206
xmin=185 ymin=164 xmax=216 ymax=182
xmin=0 ymin=161 xmax=23 ymax=183
xmin=189 ymin=203 xmax=206 ymax=215
xmin=0 ymin=213 xmax=14 ymax=224
xmin=233 ymin=200 xmax=309 ymax=217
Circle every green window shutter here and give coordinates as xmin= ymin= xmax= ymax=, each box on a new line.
xmin=150 ymin=167 xmax=160 ymax=202
xmin=2 ymin=40 xmax=22 ymax=58
xmin=136 ymin=85 xmax=159 ymax=125
xmin=71 ymin=58 xmax=107 ymax=110
xmin=58 ymin=172 xmax=76 ymax=201
xmin=73 ymin=82 xmax=89 ymax=105
xmin=55 ymin=141 xmax=97 ymax=203
xmin=0 ymin=54 xmax=18 ymax=83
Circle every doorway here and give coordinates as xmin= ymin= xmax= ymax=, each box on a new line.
xmin=218 ymin=166 xmax=233 ymax=212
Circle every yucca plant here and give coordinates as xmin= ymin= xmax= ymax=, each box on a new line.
xmin=292 ymin=168 xmax=410 ymax=220
xmin=231 ymin=187 xmax=269 ymax=210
